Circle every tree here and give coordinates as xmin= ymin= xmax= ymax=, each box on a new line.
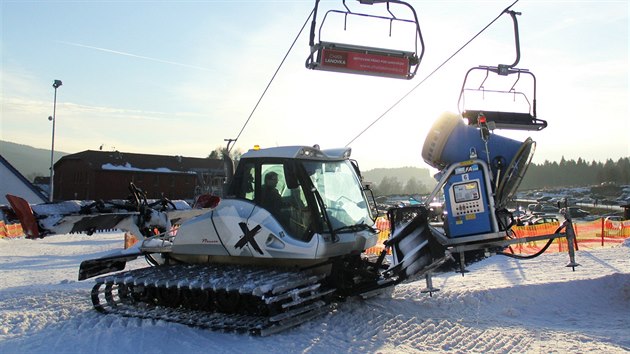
xmin=618 ymin=158 xmax=630 ymax=184
xmin=208 ymin=146 xmax=242 ymax=161
xmin=376 ymin=176 xmax=402 ymax=196
xmin=403 ymin=177 xmax=426 ymax=195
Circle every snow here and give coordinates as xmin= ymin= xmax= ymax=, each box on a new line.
xmin=101 ymin=163 xmax=195 ymax=174
xmin=1 ymin=232 xmax=629 ymax=353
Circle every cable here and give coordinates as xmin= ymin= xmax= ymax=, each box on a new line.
xmin=228 ymin=8 xmax=315 ymax=153
xmin=345 ymin=0 xmax=520 ymax=147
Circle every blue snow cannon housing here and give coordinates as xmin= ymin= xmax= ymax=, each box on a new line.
xmin=422 ymin=112 xmax=535 ymax=239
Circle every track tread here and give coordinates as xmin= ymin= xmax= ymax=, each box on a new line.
xmin=91 ymin=264 xmax=333 ymax=335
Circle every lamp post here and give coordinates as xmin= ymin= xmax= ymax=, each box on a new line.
xmin=49 ymin=79 xmax=62 ymax=202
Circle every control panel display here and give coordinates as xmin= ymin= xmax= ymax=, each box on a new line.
xmin=453 ymin=181 xmax=480 ymax=203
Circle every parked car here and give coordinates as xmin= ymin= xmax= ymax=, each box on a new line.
xmin=525 ymin=215 xmax=559 ymax=226
xmin=527 ymin=203 xmax=541 ymax=212
xmin=568 ymin=207 xmax=589 ymax=218
xmin=539 ymin=205 xmax=560 ymax=213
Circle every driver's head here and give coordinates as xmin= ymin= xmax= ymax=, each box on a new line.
xmin=264 ymin=171 xmax=278 ymax=187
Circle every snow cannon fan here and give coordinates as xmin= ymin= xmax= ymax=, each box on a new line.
xmin=422 ymin=112 xmax=535 ymax=238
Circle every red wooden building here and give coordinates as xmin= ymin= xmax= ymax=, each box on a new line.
xmin=52 ymin=150 xmax=224 ymax=201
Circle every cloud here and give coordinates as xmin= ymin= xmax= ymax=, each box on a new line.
xmin=2 ymin=96 xmax=206 ymax=123
xmin=57 ymin=41 xmax=216 ymax=72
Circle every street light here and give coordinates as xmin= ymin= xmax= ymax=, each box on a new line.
xmin=49 ymin=79 xmax=62 ymax=202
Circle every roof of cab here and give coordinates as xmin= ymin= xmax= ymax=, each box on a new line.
xmin=240 ymin=146 xmax=351 ymax=160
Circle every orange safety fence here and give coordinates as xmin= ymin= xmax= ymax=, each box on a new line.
xmin=510 ymin=218 xmax=630 ymax=254
xmin=0 ymin=221 xmax=25 ymax=238
xmin=365 ymin=216 xmax=629 ymax=256
xmin=365 ymin=216 xmax=392 ymax=255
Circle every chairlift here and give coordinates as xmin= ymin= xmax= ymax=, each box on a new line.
xmin=458 ymin=10 xmax=547 ymax=131
xmin=305 ymin=0 xmax=424 ymax=80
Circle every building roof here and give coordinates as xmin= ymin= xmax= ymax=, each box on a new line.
xmin=56 ymin=150 xmax=224 ymax=174
xmin=0 ymin=154 xmax=48 ymax=205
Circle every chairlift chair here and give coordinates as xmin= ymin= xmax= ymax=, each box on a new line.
xmin=306 ymin=0 xmax=425 ymax=80
xmin=458 ymin=10 xmax=547 ymax=131
xmin=458 ymin=66 xmax=546 ymax=131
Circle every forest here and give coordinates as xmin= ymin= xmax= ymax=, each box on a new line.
xmin=369 ymin=157 xmax=630 ymax=196
xmin=519 ymin=157 xmax=630 ymax=190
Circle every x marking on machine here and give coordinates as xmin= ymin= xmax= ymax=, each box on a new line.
xmin=235 ymin=222 xmax=263 ymax=255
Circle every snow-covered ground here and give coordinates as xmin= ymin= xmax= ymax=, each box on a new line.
xmin=1 ymin=232 xmax=628 ymax=353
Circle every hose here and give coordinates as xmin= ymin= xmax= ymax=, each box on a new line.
xmin=497 ymin=224 xmax=564 ymax=260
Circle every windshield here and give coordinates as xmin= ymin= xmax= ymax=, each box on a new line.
xmin=302 ymin=160 xmax=372 ymax=231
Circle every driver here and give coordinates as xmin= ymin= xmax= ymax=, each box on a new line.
xmin=260 ymin=171 xmax=282 ymax=215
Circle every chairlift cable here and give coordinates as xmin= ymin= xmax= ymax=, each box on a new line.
xmin=345 ymin=0 xmax=520 ymax=147
xmin=229 ymin=8 xmax=315 ymax=154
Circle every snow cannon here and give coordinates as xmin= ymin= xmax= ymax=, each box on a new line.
xmin=422 ymin=112 xmax=534 ymax=208
xmin=422 ymin=112 xmax=530 ymax=179
xmin=422 ymin=112 xmax=535 ymax=239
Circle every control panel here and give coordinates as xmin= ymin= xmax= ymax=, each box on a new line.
xmin=449 ymin=180 xmax=485 ymax=216
xmin=444 ymin=164 xmax=492 ymax=238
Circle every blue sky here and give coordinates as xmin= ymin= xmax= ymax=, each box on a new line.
xmin=1 ymin=0 xmax=628 ymax=171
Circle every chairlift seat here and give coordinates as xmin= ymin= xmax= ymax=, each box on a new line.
xmin=309 ymin=41 xmax=418 ymax=79
xmin=463 ymin=110 xmax=547 ymax=131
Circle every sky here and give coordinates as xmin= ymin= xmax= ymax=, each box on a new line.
xmin=1 ymin=0 xmax=628 ymax=171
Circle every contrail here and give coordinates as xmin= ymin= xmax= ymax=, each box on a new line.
xmin=58 ymin=41 xmax=213 ymax=71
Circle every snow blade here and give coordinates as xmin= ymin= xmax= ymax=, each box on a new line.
xmin=78 ymin=252 xmax=141 ymax=280
xmin=384 ymin=206 xmax=434 ymax=279
xmin=5 ymin=194 xmax=40 ymax=239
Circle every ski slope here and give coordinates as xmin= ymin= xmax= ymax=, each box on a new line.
xmin=1 ymin=232 xmax=628 ymax=353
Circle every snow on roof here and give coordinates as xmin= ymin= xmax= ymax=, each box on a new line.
xmin=101 ymin=163 xmax=194 ymax=174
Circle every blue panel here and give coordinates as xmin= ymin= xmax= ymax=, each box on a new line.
xmin=443 ymin=164 xmax=492 ymax=238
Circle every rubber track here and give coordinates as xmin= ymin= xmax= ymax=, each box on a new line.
xmin=91 ymin=264 xmax=335 ymax=335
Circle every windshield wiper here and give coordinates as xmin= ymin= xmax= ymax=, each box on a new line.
xmin=333 ymin=222 xmax=375 ymax=234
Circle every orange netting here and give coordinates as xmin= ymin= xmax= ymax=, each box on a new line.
xmin=364 ymin=217 xmax=629 ymax=255
xmin=511 ymin=218 xmax=629 ymax=253
xmin=0 ymin=221 xmax=24 ymax=238
xmin=365 ymin=217 xmax=392 ymax=255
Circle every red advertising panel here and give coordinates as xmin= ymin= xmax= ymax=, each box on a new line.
xmin=320 ymin=48 xmax=410 ymax=78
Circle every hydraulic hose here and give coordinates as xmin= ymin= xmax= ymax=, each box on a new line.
xmin=498 ymin=224 xmax=564 ymax=260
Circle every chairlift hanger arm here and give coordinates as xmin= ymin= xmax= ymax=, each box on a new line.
xmin=499 ymin=10 xmax=521 ymax=74
xmin=308 ymin=0 xmax=321 ymax=47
